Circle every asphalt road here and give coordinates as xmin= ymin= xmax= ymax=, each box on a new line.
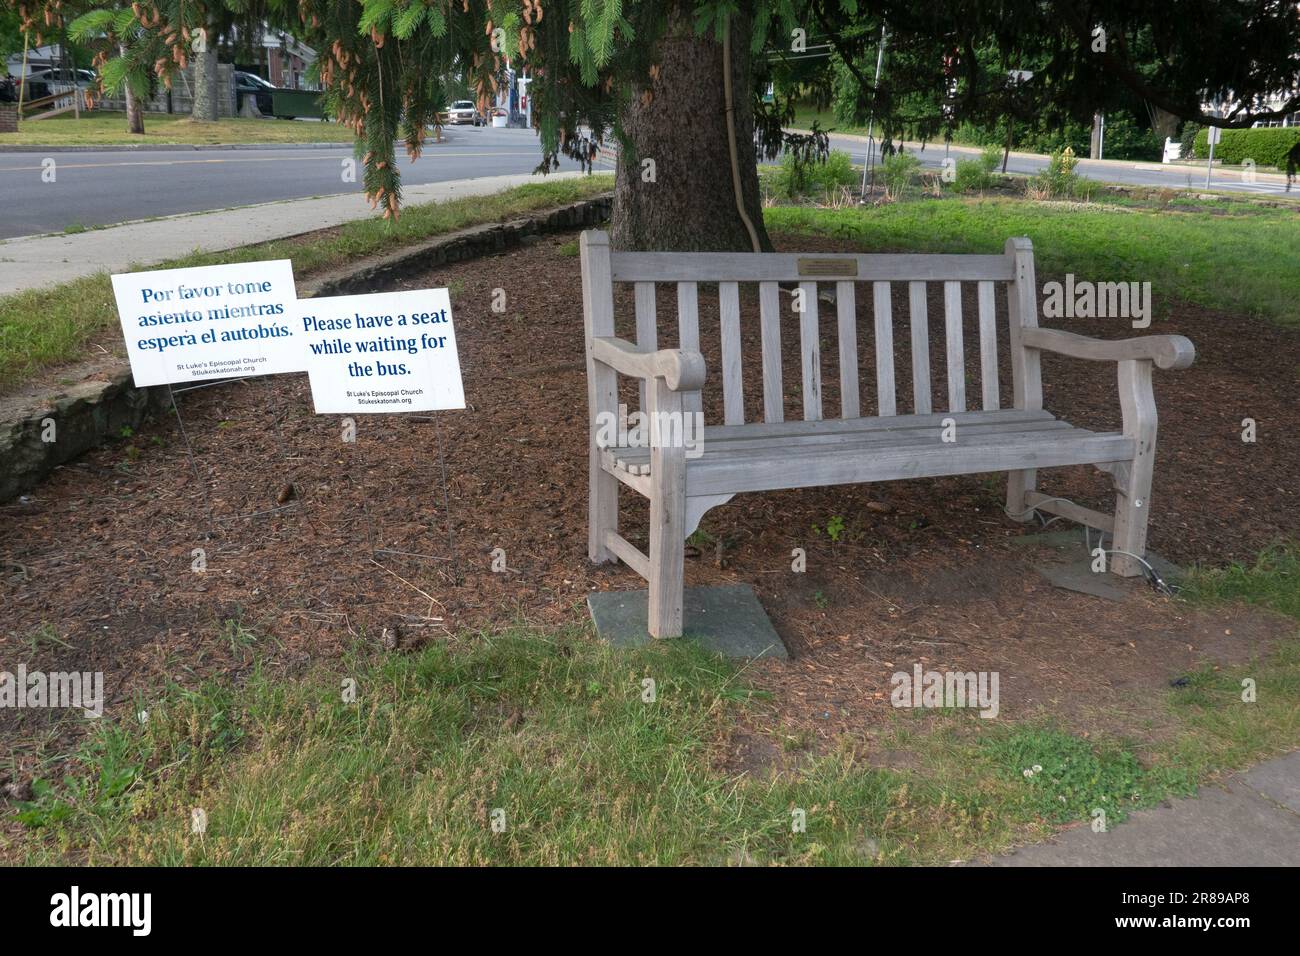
xmin=0 ymin=125 xmax=594 ymax=240
xmin=1 ymin=124 xmax=1292 ymax=240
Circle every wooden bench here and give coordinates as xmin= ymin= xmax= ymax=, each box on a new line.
xmin=580 ymin=230 xmax=1194 ymax=638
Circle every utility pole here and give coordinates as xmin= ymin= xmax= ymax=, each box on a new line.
xmin=1205 ymin=125 xmax=1220 ymax=188
xmin=859 ymin=24 xmax=888 ymax=201
xmin=1091 ymin=111 xmax=1105 ymax=160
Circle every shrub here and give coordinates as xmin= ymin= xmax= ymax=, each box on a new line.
xmin=880 ymin=150 xmax=921 ymax=200
xmin=1092 ymin=113 xmax=1163 ymax=161
xmin=950 ymin=147 xmax=1001 ymax=192
xmin=980 ymin=144 xmax=1002 ymax=172
xmin=773 ymin=148 xmax=858 ymax=198
xmin=1026 ymin=146 xmax=1094 ymax=200
xmin=1191 ymin=126 xmax=1300 ymax=168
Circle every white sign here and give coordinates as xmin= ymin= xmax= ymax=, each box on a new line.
xmin=297 ymin=289 xmax=465 ymax=414
xmin=111 ymin=260 xmax=300 ymax=386
xmin=1207 ymin=126 xmax=1222 ymax=145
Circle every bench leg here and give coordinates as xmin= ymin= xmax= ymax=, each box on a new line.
xmin=648 ymin=380 xmax=686 ymax=638
xmin=587 ymin=354 xmax=618 ymax=562
xmin=589 ymin=450 xmax=618 ymax=564
xmin=1111 ymin=360 xmax=1157 ymax=578
xmin=1006 ymin=469 xmax=1037 ymax=522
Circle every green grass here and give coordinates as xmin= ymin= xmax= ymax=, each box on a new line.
xmin=764 ymin=196 xmax=1300 ymax=325
xmin=0 ymin=176 xmax=613 ymax=388
xmin=1182 ymin=544 xmax=1300 ymax=620
xmin=791 ymin=104 xmax=872 ymax=138
xmin=10 ymin=587 xmax=1299 ymax=864
xmin=2 ymin=111 xmax=356 ymax=146
xmin=1164 ymin=545 xmax=1300 ymax=774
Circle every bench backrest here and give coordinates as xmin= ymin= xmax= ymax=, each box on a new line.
xmin=581 ymin=231 xmax=1043 ymax=425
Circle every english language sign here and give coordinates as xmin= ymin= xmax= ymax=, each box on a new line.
xmin=297 ymin=289 xmax=466 ymax=414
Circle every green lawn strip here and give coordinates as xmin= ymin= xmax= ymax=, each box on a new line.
xmin=764 ymin=197 xmax=1300 ymax=326
xmin=3 ymin=111 xmax=355 ymax=146
xmin=1162 ymin=545 xmax=1300 ymax=776
xmin=1180 ymin=544 xmax=1300 ymax=620
xmin=0 ymin=176 xmax=613 ymax=387
xmin=11 ymin=585 xmax=1298 ymax=865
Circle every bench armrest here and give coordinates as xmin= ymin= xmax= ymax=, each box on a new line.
xmin=591 ymin=335 xmax=706 ymax=391
xmin=1022 ymin=327 xmax=1195 ymax=370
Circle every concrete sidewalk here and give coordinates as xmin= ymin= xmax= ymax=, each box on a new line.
xmin=0 ymin=171 xmax=583 ymax=296
xmin=989 ymin=751 xmax=1300 ymax=866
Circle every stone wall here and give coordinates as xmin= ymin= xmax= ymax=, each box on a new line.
xmin=0 ymin=370 xmax=170 ymax=503
xmin=100 ymin=64 xmax=235 ymax=117
xmin=0 ymin=103 xmax=17 ymax=133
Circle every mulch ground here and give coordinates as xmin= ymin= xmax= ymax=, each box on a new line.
xmin=3 ymin=228 xmax=1298 ymax=779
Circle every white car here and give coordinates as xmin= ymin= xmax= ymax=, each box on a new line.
xmin=447 ymin=100 xmax=481 ymax=125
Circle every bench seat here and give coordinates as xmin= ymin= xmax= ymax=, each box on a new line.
xmin=601 ymin=409 xmax=1134 ymax=497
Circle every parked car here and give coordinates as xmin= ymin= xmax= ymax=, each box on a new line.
xmin=234 ymin=71 xmax=276 ymax=116
xmin=19 ymin=68 xmax=96 ymax=102
xmin=447 ymin=99 xmax=482 ymax=125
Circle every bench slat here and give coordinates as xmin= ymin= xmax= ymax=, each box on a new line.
xmin=677 ymin=282 xmax=702 ymax=419
xmin=634 ymin=281 xmax=657 ymax=414
xmin=718 ymin=281 xmax=744 ymax=426
xmin=759 ymin=281 xmax=784 ymax=423
xmin=836 ymin=281 xmax=860 ymax=418
xmin=799 ymin=281 xmax=822 ymax=420
xmin=909 ymin=281 xmax=931 ymax=414
xmin=610 ymin=252 xmax=1015 ymax=283
xmin=703 ymin=408 xmax=1054 ymax=442
xmin=978 ymin=280 xmax=999 ymax=410
xmin=944 ymin=280 xmax=966 ymax=413
xmin=873 ymin=282 xmax=896 ymax=416
xmin=683 ymin=432 xmax=1134 ymax=497
xmin=609 ymin=418 xmax=1075 ymax=461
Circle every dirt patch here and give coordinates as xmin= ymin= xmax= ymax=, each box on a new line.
xmin=2 ymin=230 xmax=1297 ymax=776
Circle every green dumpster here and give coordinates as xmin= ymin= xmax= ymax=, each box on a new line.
xmin=271 ymin=89 xmax=324 ymax=120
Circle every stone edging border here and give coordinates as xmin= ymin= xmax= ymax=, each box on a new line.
xmin=0 ymin=193 xmax=613 ymax=502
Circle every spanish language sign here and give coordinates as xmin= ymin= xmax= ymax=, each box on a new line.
xmin=111 ymin=260 xmax=300 ymax=386
xmin=296 ymin=289 xmax=466 ymax=414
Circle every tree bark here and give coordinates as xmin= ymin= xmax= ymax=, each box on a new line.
xmin=191 ymin=27 xmax=219 ymax=122
xmin=121 ymin=43 xmax=144 ymax=134
xmin=610 ymin=5 xmax=771 ymax=252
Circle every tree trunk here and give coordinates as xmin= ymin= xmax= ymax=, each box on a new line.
xmin=610 ymin=5 xmax=771 ymax=252
xmin=192 ymin=29 xmax=219 ymax=122
xmin=121 ymin=43 xmax=144 ymax=134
